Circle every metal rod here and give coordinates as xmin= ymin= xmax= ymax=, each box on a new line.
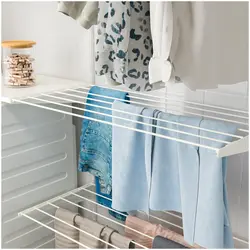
xmin=43 ymin=92 xmax=243 ymax=139
xmin=84 ymin=85 xmax=249 ymax=114
xmin=35 ymin=208 xmax=118 ymax=249
xmin=35 ymin=237 xmax=55 ymax=249
xmin=34 ymin=95 xmax=231 ymax=144
xmin=77 ymin=184 xmax=185 ymax=221
xmin=77 ymin=184 xmax=249 ymax=245
xmin=20 ymin=213 xmax=89 ymax=248
xmin=19 ymin=183 xmax=249 ymax=246
xmin=68 ymin=88 xmax=248 ymax=120
xmin=47 ymin=203 xmax=149 ymax=249
xmin=57 ymin=198 xmax=153 ymax=244
xmin=13 ymin=99 xmax=220 ymax=152
xmin=63 ymin=89 xmax=248 ymax=126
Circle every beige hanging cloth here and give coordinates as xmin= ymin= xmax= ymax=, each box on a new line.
xmin=54 ymin=208 xmax=80 ymax=248
xmin=76 ymin=216 xmax=135 ymax=248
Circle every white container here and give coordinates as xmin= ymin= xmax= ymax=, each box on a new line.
xmin=1 ymin=40 xmax=36 ymax=87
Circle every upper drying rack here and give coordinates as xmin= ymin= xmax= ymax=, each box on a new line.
xmin=1 ymin=75 xmax=249 ymax=158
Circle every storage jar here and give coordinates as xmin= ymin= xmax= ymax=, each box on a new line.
xmin=1 ymin=40 xmax=36 ymax=87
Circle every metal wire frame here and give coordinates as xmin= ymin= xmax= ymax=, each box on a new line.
xmin=87 ymin=84 xmax=249 ymax=115
xmin=19 ymin=183 xmax=249 ymax=248
xmin=12 ymin=90 xmax=248 ymax=157
xmin=19 ymin=184 xmax=150 ymax=249
xmin=66 ymin=87 xmax=249 ymax=121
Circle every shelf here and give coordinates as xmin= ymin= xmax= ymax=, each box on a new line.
xmin=1 ymin=74 xmax=90 ymax=104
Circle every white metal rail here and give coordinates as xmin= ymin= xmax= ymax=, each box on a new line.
xmin=11 ymin=84 xmax=249 ymax=157
xmin=19 ymin=183 xmax=249 ymax=248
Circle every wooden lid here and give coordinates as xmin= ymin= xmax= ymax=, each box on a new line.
xmin=1 ymin=40 xmax=36 ymax=49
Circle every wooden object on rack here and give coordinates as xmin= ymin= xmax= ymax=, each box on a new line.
xmin=125 ymin=215 xmax=202 ymax=249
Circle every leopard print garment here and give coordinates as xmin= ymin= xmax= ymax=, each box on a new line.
xmin=95 ymin=1 xmax=153 ymax=92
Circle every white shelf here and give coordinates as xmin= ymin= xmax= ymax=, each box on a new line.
xmin=1 ymin=74 xmax=90 ymax=104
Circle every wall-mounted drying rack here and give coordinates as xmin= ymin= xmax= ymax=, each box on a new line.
xmin=1 ymin=75 xmax=248 ymax=158
xmin=18 ymin=182 xmax=248 ymax=248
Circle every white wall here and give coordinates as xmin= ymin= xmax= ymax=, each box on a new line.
xmin=1 ymin=1 xmax=94 ymax=83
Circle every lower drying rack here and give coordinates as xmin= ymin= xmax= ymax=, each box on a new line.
xmin=18 ymin=183 xmax=248 ymax=249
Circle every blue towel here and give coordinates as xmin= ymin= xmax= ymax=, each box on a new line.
xmin=112 ymin=100 xmax=160 ymax=212
xmin=152 ymin=114 xmax=236 ymax=248
xmin=111 ymin=102 xmax=237 ymax=248
xmin=193 ymin=119 xmax=236 ymax=248
xmin=78 ymin=86 xmax=129 ymax=220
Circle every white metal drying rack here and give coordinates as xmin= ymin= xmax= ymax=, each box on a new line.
xmin=19 ymin=182 xmax=248 ymax=248
xmin=2 ymin=75 xmax=249 ymax=248
xmin=2 ymin=75 xmax=248 ymax=158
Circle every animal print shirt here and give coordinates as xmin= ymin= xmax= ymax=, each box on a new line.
xmin=95 ymin=1 xmax=153 ymax=92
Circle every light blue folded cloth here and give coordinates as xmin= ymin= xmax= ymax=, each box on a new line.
xmin=111 ymin=101 xmax=237 ymax=248
xmin=112 ymin=100 xmax=160 ymax=212
xmin=151 ymin=114 xmax=236 ymax=248
xmin=150 ymin=113 xmax=203 ymax=244
xmin=193 ymin=119 xmax=236 ymax=248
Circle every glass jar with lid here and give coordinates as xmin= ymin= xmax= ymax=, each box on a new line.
xmin=1 ymin=40 xmax=36 ymax=87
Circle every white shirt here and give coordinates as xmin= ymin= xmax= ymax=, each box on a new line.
xmin=149 ymin=2 xmax=248 ymax=91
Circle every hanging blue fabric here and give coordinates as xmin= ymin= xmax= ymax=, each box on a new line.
xmin=111 ymin=100 xmax=237 ymax=248
xmin=79 ymin=86 xmax=129 ymax=220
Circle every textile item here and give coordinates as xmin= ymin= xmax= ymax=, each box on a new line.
xmin=78 ymin=86 xmax=129 ymax=219
xmin=150 ymin=113 xmax=202 ymax=247
xmin=152 ymin=114 xmax=236 ymax=248
xmin=95 ymin=176 xmax=127 ymax=221
xmin=125 ymin=215 xmax=200 ymax=249
xmin=78 ymin=216 xmax=105 ymax=248
xmin=193 ymin=119 xmax=236 ymax=248
xmin=152 ymin=236 xmax=188 ymax=248
xmin=101 ymin=226 xmax=135 ymax=249
xmin=101 ymin=226 xmax=117 ymax=248
xmin=54 ymin=208 xmax=79 ymax=248
xmin=76 ymin=216 xmax=135 ymax=248
xmin=149 ymin=1 xmax=182 ymax=85
xmin=112 ymin=101 xmax=159 ymax=212
xmin=112 ymin=102 xmax=236 ymax=248
xmin=96 ymin=2 xmax=153 ymax=92
xmin=57 ymin=2 xmax=99 ymax=29
xmin=149 ymin=2 xmax=248 ymax=90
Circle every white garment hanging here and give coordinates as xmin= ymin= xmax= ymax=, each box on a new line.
xmin=149 ymin=2 xmax=248 ymax=90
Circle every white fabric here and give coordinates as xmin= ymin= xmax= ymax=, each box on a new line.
xmin=57 ymin=2 xmax=99 ymax=29
xmin=149 ymin=2 xmax=248 ymax=90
